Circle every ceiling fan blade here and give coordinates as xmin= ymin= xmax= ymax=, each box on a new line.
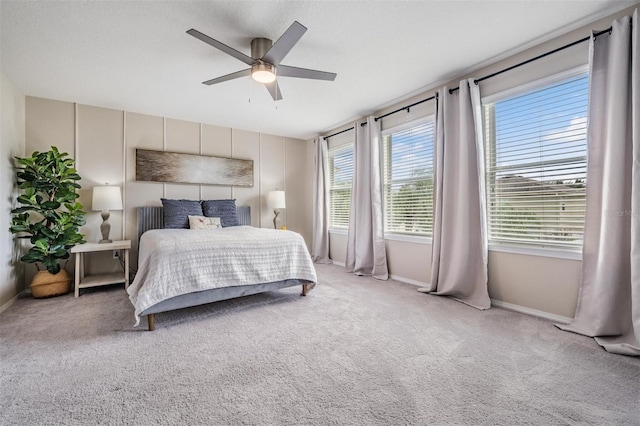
xmin=262 ymin=21 xmax=307 ymax=65
xmin=264 ymin=81 xmax=283 ymax=101
xmin=202 ymin=69 xmax=251 ymax=85
xmin=187 ymin=28 xmax=255 ymax=66
xmin=277 ymin=65 xmax=337 ymax=81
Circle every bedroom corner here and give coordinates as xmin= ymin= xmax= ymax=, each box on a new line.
xmin=0 ymin=70 xmax=26 ymax=312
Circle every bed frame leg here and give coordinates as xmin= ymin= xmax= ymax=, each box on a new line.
xmin=148 ymin=314 xmax=155 ymax=331
xmin=301 ymin=284 xmax=308 ymax=296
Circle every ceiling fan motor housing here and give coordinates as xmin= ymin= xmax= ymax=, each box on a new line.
xmin=250 ymin=38 xmax=277 ymax=83
xmin=251 ymin=38 xmax=273 ymax=60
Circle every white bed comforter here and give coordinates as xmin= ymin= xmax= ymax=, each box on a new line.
xmin=127 ymin=226 xmax=317 ymax=324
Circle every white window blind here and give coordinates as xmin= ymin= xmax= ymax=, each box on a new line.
xmin=483 ymin=72 xmax=588 ymax=249
xmin=328 ymin=144 xmax=354 ymax=229
xmin=382 ymin=119 xmax=435 ymax=236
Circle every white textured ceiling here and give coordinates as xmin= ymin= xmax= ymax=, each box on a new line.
xmin=1 ymin=1 xmax=635 ymax=140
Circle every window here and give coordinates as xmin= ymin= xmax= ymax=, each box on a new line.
xmin=483 ymin=70 xmax=588 ymax=250
xmin=382 ymin=119 xmax=435 ymax=236
xmin=328 ymin=144 xmax=354 ymax=229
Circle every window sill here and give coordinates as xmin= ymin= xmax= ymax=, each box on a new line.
xmin=384 ymin=233 xmax=432 ymax=245
xmin=329 ymin=231 xmax=581 ymax=260
xmin=488 ymin=243 xmax=582 ymax=261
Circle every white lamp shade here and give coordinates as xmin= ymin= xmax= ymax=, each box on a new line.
xmin=92 ymin=186 xmax=123 ymax=211
xmin=267 ymin=190 xmax=286 ymax=209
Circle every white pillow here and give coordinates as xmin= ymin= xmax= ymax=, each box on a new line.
xmin=188 ymin=215 xmax=222 ymax=230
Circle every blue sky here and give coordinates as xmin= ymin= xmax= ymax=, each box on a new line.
xmin=330 ymin=145 xmax=353 ymax=186
xmin=492 ymin=73 xmax=588 ymax=182
xmin=387 ymin=121 xmax=434 ymax=182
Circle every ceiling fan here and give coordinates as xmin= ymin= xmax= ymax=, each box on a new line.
xmin=187 ymin=21 xmax=337 ymax=101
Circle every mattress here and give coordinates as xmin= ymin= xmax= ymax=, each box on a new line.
xmin=127 ymin=226 xmax=317 ymax=324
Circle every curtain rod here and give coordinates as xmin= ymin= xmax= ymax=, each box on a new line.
xmin=324 ymin=93 xmax=441 ymax=137
xmin=373 ymin=93 xmax=438 ymax=123
xmin=449 ymin=26 xmax=614 ymax=94
xmin=323 ymin=127 xmax=354 ymax=140
xmin=323 ymin=121 xmax=369 ymax=139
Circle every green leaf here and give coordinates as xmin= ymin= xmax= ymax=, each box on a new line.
xmin=9 ymin=225 xmax=30 ymax=234
xmin=11 ymin=206 xmax=33 ymax=214
xmin=15 ymin=157 xmax=34 ymax=166
xmin=34 ymin=239 xmax=49 ymax=251
xmin=41 ymin=201 xmax=61 ymax=210
xmin=21 ymin=250 xmax=44 ymax=264
xmin=40 ymin=227 xmax=56 ymax=239
xmin=44 ymin=262 xmax=61 ymax=275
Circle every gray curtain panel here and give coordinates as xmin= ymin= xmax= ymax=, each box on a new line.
xmin=557 ymin=9 xmax=639 ymax=356
xmin=423 ymin=80 xmax=490 ymax=310
xmin=311 ymin=136 xmax=332 ymax=264
xmin=345 ymin=117 xmax=389 ymax=280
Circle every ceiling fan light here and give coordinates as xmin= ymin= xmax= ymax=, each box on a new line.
xmin=251 ymin=64 xmax=276 ymax=83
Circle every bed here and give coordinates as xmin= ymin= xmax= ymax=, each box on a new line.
xmin=128 ymin=205 xmax=317 ymax=331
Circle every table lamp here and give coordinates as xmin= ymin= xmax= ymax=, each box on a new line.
xmin=267 ymin=190 xmax=286 ymax=229
xmin=92 ymin=185 xmax=123 ymax=243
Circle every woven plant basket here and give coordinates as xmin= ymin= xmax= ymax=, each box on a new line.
xmin=30 ymin=269 xmax=71 ymax=298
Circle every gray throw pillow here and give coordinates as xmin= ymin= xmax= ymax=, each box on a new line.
xmin=202 ymin=199 xmax=240 ymax=227
xmin=161 ymin=198 xmax=203 ymax=229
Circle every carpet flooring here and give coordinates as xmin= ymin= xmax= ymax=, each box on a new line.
xmin=1 ymin=263 xmax=639 ymax=425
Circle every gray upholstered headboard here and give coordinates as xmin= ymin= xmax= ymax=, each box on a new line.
xmin=137 ymin=205 xmax=251 ymax=241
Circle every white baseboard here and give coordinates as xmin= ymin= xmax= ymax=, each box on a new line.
xmin=390 ymin=274 xmax=428 ymax=287
xmin=326 ymin=262 xmax=572 ymax=324
xmin=490 ymin=299 xmax=573 ymax=324
xmin=0 ymin=291 xmax=23 ymax=315
xmin=327 ymin=262 xmax=429 ymax=288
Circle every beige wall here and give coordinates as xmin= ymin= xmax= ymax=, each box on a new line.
xmin=286 ymin=138 xmax=313 ymax=246
xmin=25 ymin=97 xmax=311 ymax=275
xmin=322 ymin=6 xmax=637 ymax=320
xmin=0 ymin=71 xmax=26 ymax=309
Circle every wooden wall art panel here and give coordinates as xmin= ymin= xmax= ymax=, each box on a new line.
xmin=136 ymin=149 xmax=253 ymax=187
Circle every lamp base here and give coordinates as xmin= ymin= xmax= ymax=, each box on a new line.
xmin=99 ymin=210 xmax=112 ymax=243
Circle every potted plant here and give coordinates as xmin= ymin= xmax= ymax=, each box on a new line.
xmin=10 ymin=146 xmax=86 ymax=298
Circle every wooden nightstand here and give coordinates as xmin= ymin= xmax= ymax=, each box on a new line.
xmin=71 ymin=240 xmax=131 ymax=297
